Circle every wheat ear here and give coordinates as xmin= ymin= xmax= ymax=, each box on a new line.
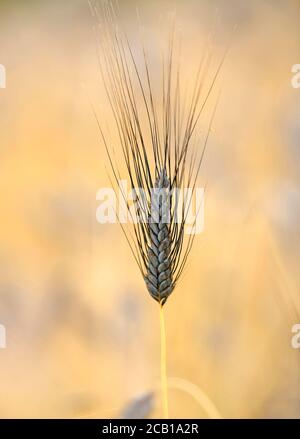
xmin=159 ymin=302 xmax=169 ymax=418
xmin=94 ymin=1 xmax=222 ymax=305
xmin=92 ymin=0 xmax=223 ymax=418
xmin=145 ymin=168 xmax=174 ymax=305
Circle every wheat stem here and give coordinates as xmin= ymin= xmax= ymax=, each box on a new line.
xmin=159 ymin=302 xmax=169 ymax=418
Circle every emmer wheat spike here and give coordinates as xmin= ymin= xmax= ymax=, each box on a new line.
xmin=92 ymin=0 xmax=223 ymax=418
xmin=92 ymin=1 xmax=223 ymax=306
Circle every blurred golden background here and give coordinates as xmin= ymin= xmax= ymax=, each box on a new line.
xmin=0 ymin=0 xmax=300 ymax=418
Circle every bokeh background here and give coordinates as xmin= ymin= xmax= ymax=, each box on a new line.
xmin=0 ymin=0 xmax=300 ymax=418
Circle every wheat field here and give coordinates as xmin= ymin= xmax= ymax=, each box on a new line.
xmin=0 ymin=0 xmax=300 ymax=418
